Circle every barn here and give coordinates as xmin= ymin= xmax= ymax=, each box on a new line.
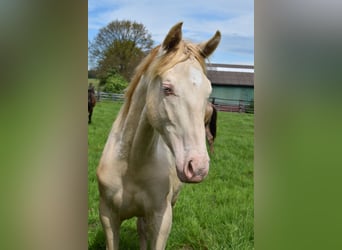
xmin=206 ymin=64 xmax=254 ymax=113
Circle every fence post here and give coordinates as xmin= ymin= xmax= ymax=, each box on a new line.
xmin=97 ymin=88 xmax=100 ymax=101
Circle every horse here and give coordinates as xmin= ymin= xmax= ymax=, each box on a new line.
xmin=88 ymin=86 xmax=96 ymax=124
xmin=96 ymin=22 xmax=221 ymax=250
xmin=205 ymin=102 xmax=217 ymax=153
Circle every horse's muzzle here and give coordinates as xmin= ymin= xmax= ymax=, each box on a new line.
xmin=177 ymin=154 xmax=209 ymax=183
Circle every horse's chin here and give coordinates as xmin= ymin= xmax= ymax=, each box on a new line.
xmin=175 ymin=170 xmax=191 ymax=183
xmin=175 ymin=166 xmax=207 ymax=183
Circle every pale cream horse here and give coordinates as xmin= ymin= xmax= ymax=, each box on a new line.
xmin=96 ymin=22 xmax=221 ymax=250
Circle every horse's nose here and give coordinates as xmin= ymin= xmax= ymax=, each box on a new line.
xmin=184 ymin=156 xmax=209 ymax=183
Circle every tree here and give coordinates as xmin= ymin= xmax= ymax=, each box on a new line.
xmin=89 ymin=20 xmax=154 ymax=82
xmin=88 ymin=69 xmax=96 ymax=78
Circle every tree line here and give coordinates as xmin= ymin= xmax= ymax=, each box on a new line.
xmin=88 ymin=19 xmax=154 ymax=93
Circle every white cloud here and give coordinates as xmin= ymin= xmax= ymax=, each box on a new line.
xmin=88 ymin=0 xmax=254 ymax=64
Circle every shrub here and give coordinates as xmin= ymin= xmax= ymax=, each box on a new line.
xmin=103 ymin=73 xmax=128 ymax=93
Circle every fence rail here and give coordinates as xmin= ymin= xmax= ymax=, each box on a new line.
xmin=209 ymin=97 xmax=254 ymax=114
xmin=95 ymin=92 xmax=254 ymax=113
xmin=96 ymin=92 xmax=124 ymax=102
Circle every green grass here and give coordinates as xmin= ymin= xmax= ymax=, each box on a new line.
xmin=88 ymin=101 xmax=254 ymax=250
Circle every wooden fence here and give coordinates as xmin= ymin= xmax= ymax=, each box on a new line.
xmin=95 ymin=92 xmax=254 ymax=114
xmin=95 ymin=92 xmax=124 ymax=102
xmin=209 ymin=97 xmax=254 ymax=114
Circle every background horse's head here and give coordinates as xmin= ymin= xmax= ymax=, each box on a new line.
xmin=145 ymin=22 xmax=221 ymax=183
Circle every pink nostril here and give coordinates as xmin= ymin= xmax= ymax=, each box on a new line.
xmin=188 ymin=160 xmax=193 ymax=174
xmin=184 ymin=160 xmax=195 ymax=179
xmin=182 ymin=156 xmax=209 ymax=182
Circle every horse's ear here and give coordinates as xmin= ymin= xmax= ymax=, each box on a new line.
xmin=162 ymin=22 xmax=183 ymax=52
xmin=198 ymin=31 xmax=221 ymax=58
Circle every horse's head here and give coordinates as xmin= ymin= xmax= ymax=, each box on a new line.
xmin=146 ymin=22 xmax=220 ymax=183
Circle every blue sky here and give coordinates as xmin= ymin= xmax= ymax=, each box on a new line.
xmin=88 ymin=0 xmax=254 ymax=68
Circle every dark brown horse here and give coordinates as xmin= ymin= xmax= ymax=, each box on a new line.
xmin=205 ymin=102 xmax=217 ymax=153
xmin=88 ymin=86 xmax=96 ymax=124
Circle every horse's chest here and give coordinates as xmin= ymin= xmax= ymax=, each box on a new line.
xmin=118 ymin=186 xmax=146 ymax=219
xmin=118 ymin=176 xmax=171 ymax=219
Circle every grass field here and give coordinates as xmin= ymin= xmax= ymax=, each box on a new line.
xmin=88 ymin=101 xmax=254 ymax=250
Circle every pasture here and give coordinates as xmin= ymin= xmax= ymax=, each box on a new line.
xmin=88 ymin=101 xmax=254 ymax=249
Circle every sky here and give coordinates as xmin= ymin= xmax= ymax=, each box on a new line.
xmin=88 ymin=0 xmax=254 ymax=68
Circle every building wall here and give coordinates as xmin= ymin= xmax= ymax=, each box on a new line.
xmin=210 ymin=85 xmax=254 ymax=105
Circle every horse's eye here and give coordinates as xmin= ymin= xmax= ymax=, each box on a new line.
xmin=162 ymin=85 xmax=174 ymax=96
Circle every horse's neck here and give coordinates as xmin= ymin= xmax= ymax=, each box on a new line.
xmin=115 ymin=82 xmax=159 ymax=162
xmin=204 ymin=105 xmax=212 ymax=125
xmin=130 ymin=108 xmax=159 ymax=160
